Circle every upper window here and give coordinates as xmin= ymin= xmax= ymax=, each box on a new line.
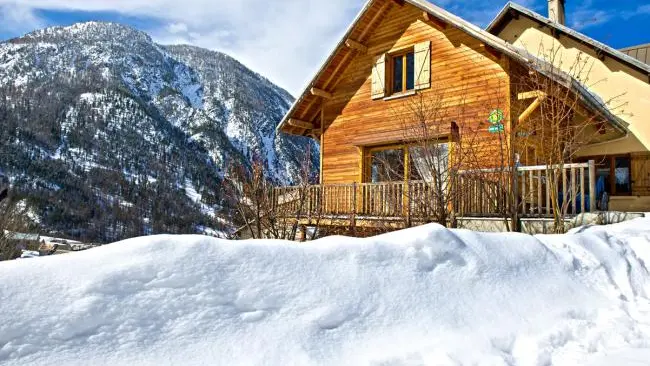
xmin=371 ymin=41 xmax=430 ymax=100
xmin=391 ymin=51 xmax=415 ymax=95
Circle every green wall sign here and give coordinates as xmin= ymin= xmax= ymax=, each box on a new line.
xmin=488 ymin=109 xmax=504 ymax=125
xmin=488 ymin=109 xmax=505 ymax=134
xmin=488 ymin=124 xmax=505 ymax=133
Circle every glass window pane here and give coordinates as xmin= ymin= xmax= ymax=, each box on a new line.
xmin=371 ymin=149 xmax=404 ymax=183
xmin=596 ymin=166 xmax=611 ymax=195
xmin=406 ymin=52 xmax=415 ymax=90
xmin=392 ymin=56 xmax=403 ymax=93
xmin=408 ymin=144 xmax=449 ymax=183
xmin=615 ymin=157 xmax=631 ymax=194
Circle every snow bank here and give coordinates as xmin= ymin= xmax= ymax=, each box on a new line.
xmin=1 ymin=220 xmax=650 ymax=365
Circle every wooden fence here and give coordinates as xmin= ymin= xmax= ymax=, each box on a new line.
xmin=273 ymin=161 xmax=597 ymax=220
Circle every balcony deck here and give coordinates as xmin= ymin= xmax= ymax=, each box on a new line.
xmin=272 ymin=162 xmax=597 ymax=229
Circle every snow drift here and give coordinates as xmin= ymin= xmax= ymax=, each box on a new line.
xmin=1 ymin=220 xmax=650 ymax=365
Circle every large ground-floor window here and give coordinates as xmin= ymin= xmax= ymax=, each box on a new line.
xmin=581 ymin=155 xmax=632 ymax=196
xmin=365 ymin=143 xmax=449 ymax=183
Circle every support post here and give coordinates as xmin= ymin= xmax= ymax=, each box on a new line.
xmin=351 ymin=182 xmax=357 ymax=232
xmin=588 ymin=160 xmax=597 ymax=212
xmin=404 ymin=148 xmax=411 ymax=227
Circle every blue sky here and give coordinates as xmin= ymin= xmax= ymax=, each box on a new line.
xmin=0 ymin=0 xmax=648 ymax=95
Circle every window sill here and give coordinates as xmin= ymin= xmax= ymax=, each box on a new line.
xmin=383 ymin=90 xmax=416 ymax=101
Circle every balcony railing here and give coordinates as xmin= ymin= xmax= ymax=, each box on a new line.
xmin=272 ymin=161 xmax=597 ymax=220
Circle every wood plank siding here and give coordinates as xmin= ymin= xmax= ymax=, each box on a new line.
xmin=631 ymin=152 xmax=650 ymax=196
xmin=321 ymin=3 xmax=510 ymax=184
xmin=273 ymin=0 xmax=650 ymax=219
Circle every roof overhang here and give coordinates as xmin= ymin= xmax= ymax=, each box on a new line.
xmin=487 ymin=2 xmax=650 ymax=78
xmin=277 ymin=0 xmax=629 ymax=140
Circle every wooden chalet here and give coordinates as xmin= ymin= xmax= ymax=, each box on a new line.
xmin=273 ymin=0 xmax=648 ymax=231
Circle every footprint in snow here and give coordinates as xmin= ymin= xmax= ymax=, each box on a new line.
xmin=240 ymin=310 xmax=267 ymax=323
xmin=416 ymin=247 xmax=466 ymax=272
xmin=315 ymin=306 xmax=354 ymax=330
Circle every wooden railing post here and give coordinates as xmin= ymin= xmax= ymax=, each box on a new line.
xmin=588 ymin=160 xmax=596 ymax=212
xmin=405 ymin=181 xmax=412 ymax=227
xmin=351 ymin=182 xmax=357 ymax=228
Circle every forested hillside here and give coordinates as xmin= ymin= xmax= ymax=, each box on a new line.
xmin=0 ymin=22 xmax=317 ymax=242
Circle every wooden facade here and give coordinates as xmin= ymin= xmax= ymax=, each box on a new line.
xmin=274 ymin=0 xmax=633 ymax=228
xmin=319 ymin=2 xmax=510 ymax=185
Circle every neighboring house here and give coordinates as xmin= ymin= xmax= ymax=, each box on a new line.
xmin=620 ymin=43 xmax=650 ymax=66
xmin=274 ymin=0 xmax=648 ymax=231
xmin=6 ymin=232 xmax=40 ymax=248
xmin=487 ymin=0 xmax=650 ymax=211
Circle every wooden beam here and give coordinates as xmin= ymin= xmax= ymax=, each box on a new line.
xmin=595 ymin=48 xmax=605 ymax=61
xmin=302 ymin=0 xmax=392 ymax=120
xmin=288 ymin=118 xmax=315 ymax=130
xmin=480 ymin=43 xmax=502 ymax=59
xmin=345 ymin=38 xmax=368 ymax=54
xmin=517 ymin=90 xmax=547 ymax=100
xmin=392 ymin=0 xmax=404 ymax=5
xmin=422 ymin=12 xmax=447 ymax=31
xmin=508 ymin=9 xmax=520 ymax=20
xmin=551 ymin=28 xmax=560 ymax=39
xmin=324 ymin=51 xmax=353 ymax=91
xmin=310 ymin=87 xmax=333 ymax=99
xmin=358 ymin=0 xmax=393 ymax=41
xmin=320 ymin=108 xmax=325 ymax=185
xmin=518 ymin=95 xmax=547 ymax=123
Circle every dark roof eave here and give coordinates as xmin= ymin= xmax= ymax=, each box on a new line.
xmin=275 ymin=0 xmax=379 ymax=137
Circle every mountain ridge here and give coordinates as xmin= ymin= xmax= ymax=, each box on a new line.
xmin=0 ymin=21 xmax=317 ymax=242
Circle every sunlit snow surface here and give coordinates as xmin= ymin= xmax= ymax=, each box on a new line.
xmin=1 ymin=220 xmax=650 ymax=365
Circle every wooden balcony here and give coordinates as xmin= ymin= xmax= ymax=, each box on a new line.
xmin=272 ymin=161 xmax=598 ymax=227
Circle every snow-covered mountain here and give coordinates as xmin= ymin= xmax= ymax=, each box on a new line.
xmin=0 ymin=22 xmax=317 ymax=242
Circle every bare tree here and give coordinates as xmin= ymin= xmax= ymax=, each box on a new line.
xmin=225 ymin=150 xmax=324 ymax=240
xmin=511 ymin=44 xmax=627 ymax=232
xmin=387 ymin=70 xmax=512 ymax=229
xmin=0 ymin=197 xmax=36 ymax=261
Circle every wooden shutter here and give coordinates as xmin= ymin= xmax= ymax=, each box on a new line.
xmin=414 ymin=40 xmax=431 ymax=90
xmin=371 ymin=54 xmax=386 ymax=99
xmin=631 ymin=153 xmax=650 ymax=195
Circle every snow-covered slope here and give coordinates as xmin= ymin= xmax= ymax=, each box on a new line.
xmin=1 ymin=221 xmax=650 ymax=365
xmin=0 ymin=22 xmax=317 ymax=241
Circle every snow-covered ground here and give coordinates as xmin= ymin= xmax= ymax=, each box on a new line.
xmin=1 ymin=220 xmax=650 ymax=365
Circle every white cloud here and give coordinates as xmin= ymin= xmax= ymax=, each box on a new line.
xmin=570 ymin=9 xmax=611 ymax=31
xmin=0 ymin=0 xmax=361 ymax=95
xmin=625 ymin=4 xmax=650 ymax=18
xmin=0 ymin=4 xmax=45 ymax=37
xmin=565 ymin=0 xmax=613 ymax=31
xmin=166 ymin=22 xmax=188 ymax=34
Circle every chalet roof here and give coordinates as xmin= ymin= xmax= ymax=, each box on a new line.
xmin=5 ymin=232 xmax=40 ymax=241
xmin=620 ymin=43 xmax=650 ymax=66
xmin=487 ymin=2 xmax=650 ymax=76
xmin=277 ymin=0 xmax=628 ymax=137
